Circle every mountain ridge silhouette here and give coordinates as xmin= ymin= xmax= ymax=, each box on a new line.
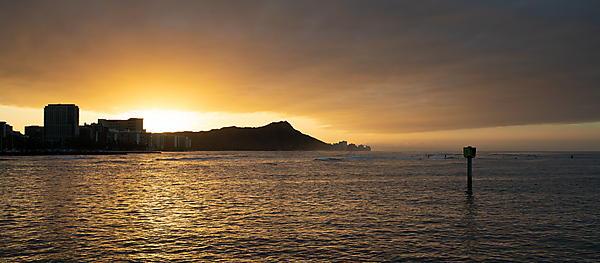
xmin=172 ymin=121 xmax=333 ymax=151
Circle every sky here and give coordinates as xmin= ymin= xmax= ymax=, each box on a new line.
xmin=1 ymin=0 xmax=599 ymax=151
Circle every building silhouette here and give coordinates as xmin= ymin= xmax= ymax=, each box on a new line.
xmin=150 ymin=133 xmax=191 ymax=150
xmin=44 ymin=104 xmax=79 ymax=142
xmin=98 ymin=118 xmax=144 ymax=132
xmin=25 ymin=125 xmax=44 ymax=141
xmin=78 ymin=118 xmax=148 ymax=148
xmin=0 ymin=121 xmax=12 ymax=139
xmin=1 ymin=121 xmax=13 ymax=151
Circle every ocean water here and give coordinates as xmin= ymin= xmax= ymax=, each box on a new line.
xmin=1 ymin=151 xmax=599 ymax=262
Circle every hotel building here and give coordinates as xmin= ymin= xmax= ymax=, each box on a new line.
xmin=44 ymin=104 xmax=79 ymax=142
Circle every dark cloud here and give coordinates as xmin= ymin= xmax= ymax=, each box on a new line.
xmin=1 ymin=0 xmax=599 ymax=133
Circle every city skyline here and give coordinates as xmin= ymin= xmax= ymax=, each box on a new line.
xmin=1 ymin=1 xmax=600 ymax=151
xmin=1 ymin=103 xmax=370 ymax=152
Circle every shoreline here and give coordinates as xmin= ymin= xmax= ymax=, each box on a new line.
xmin=0 ymin=151 xmax=162 ymax=156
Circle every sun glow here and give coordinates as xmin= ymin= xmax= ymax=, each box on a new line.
xmin=81 ymin=109 xmax=335 ymax=137
xmin=0 ymin=105 xmax=341 ymax=141
xmin=81 ymin=109 xmax=209 ymax=133
xmin=3 ymin=104 xmax=599 ymax=151
xmin=132 ymin=110 xmax=207 ymax=133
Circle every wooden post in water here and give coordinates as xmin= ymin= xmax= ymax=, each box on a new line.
xmin=463 ymin=146 xmax=476 ymax=195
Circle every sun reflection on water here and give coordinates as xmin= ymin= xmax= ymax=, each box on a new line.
xmin=1 ymin=152 xmax=599 ymax=261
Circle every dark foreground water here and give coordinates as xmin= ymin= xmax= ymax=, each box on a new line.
xmin=1 ymin=151 xmax=599 ymax=262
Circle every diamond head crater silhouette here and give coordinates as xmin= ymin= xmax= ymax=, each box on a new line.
xmin=170 ymin=121 xmax=370 ymax=151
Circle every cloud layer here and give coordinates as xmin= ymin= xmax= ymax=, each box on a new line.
xmin=1 ymin=0 xmax=599 ymax=133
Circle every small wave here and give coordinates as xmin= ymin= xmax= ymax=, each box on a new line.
xmin=429 ymin=155 xmax=453 ymax=159
xmin=317 ymin=156 xmax=422 ymax=161
xmin=345 ymin=155 xmax=407 ymax=160
xmin=314 ymin=158 xmax=343 ymax=162
xmin=91 ymin=160 xmax=131 ymax=164
xmin=345 ymin=155 xmax=373 ymax=160
xmin=156 ymin=157 xmax=227 ymax=161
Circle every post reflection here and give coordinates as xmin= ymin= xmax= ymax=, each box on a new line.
xmin=461 ymin=194 xmax=478 ymax=258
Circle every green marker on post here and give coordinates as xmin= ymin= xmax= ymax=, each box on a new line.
xmin=463 ymin=146 xmax=476 ymax=195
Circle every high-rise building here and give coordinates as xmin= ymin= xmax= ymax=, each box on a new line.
xmin=0 ymin=121 xmax=13 ymax=151
xmin=44 ymin=104 xmax=79 ymax=142
xmin=0 ymin=121 xmax=12 ymax=138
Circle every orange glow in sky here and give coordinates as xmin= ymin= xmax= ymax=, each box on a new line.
xmin=1 ymin=1 xmax=599 ymax=151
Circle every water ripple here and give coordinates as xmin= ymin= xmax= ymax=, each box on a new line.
xmin=1 ymin=152 xmax=599 ymax=261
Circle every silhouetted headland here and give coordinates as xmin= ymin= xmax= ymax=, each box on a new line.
xmin=170 ymin=121 xmax=370 ymax=151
